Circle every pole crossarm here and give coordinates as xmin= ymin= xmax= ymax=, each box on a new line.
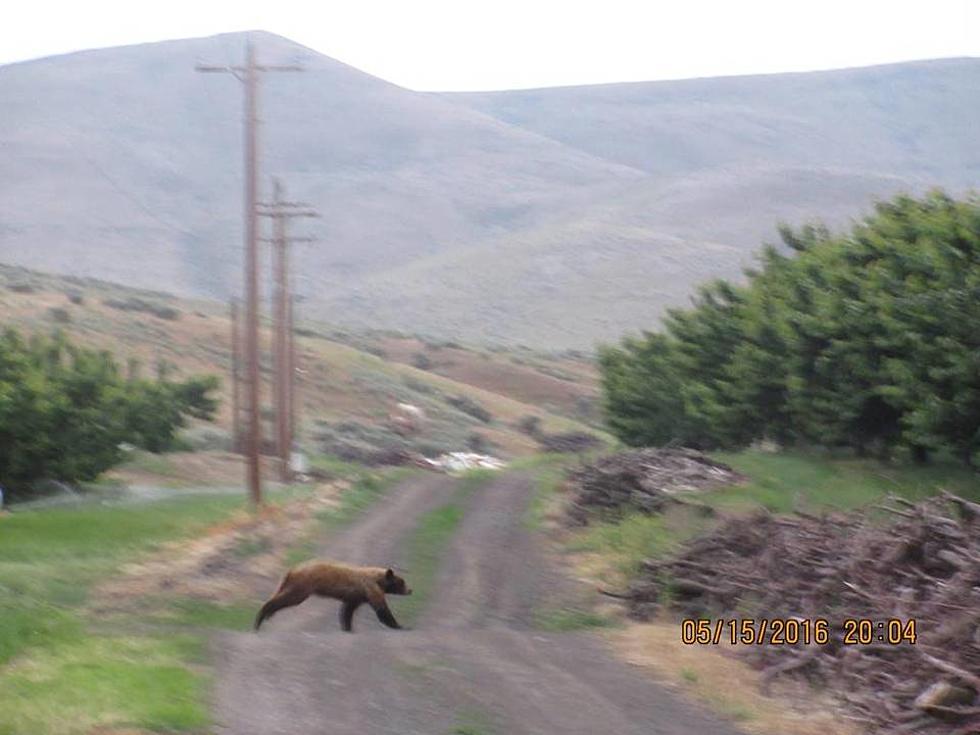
xmin=259 ymin=236 xmax=317 ymax=243
xmin=195 ymin=64 xmax=304 ymax=76
xmin=257 ymin=202 xmax=318 ymax=213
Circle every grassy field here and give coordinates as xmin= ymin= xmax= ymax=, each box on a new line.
xmin=0 ymin=467 xmax=399 ymax=735
xmin=0 ymin=493 xmax=245 ymax=734
xmin=0 ymin=494 xmax=245 ymax=666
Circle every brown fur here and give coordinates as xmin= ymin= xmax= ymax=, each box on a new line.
xmin=254 ymin=561 xmax=411 ymax=633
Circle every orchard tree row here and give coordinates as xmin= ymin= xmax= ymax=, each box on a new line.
xmin=0 ymin=329 xmax=219 ymax=497
xmin=601 ymin=190 xmax=980 ymax=464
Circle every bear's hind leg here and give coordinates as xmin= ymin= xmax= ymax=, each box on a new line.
xmin=339 ymin=599 xmax=362 ymax=632
xmin=254 ymin=588 xmax=309 ymax=630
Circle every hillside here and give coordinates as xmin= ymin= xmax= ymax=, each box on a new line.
xmin=0 ymin=31 xmax=640 ymax=297
xmin=447 ymin=58 xmax=980 ymax=186
xmin=1 ymin=33 xmax=977 ymax=347
xmin=0 ymin=263 xmax=601 ymax=460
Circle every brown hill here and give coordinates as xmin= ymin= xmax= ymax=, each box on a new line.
xmin=1 ymin=33 xmax=976 ymax=347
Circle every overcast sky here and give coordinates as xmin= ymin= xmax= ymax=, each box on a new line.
xmin=4 ymin=0 xmax=978 ymax=90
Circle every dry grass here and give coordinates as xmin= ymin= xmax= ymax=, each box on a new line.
xmin=0 ymin=274 xmax=601 ymax=459
xmin=372 ymin=336 xmax=598 ymax=417
xmin=92 ymin=480 xmax=347 ymax=613
xmin=607 ymin=624 xmax=858 ymax=735
xmin=107 ymin=450 xmax=258 ymax=488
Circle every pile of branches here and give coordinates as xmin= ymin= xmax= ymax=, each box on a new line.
xmin=565 ymin=447 xmax=744 ymax=525
xmin=615 ymin=493 xmax=980 ymax=734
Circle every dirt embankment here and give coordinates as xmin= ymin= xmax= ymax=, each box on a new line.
xmin=93 ymin=479 xmax=347 ymax=614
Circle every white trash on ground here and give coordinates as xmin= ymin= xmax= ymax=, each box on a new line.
xmin=421 ymin=452 xmax=506 ymax=474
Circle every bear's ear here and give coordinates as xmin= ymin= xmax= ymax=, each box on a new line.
xmin=385 ymin=568 xmax=395 ymax=580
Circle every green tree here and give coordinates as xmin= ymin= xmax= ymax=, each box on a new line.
xmin=0 ymin=328 xmax=221 ymax=497
xmin=599 ymin=190 xmax=980 ymax=464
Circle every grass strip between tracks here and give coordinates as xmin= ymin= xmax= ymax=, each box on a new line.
xmin=394 ymin=470 xmax=495 ymax=627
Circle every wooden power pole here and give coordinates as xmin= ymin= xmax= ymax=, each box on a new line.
xmin=196 ymin=35 xmax=302 ymax=506
xmin=230 ymin=299 xmax=242 ymax=453
xmin=259 ymin=179 xmax=316 ymax=482
xmin=288 ymin=293 xmax=299 ymax=455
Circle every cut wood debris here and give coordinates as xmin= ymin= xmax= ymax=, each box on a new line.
xmin=608 ymin=492 xmax=980 ymax=734
xmin=564 ymin=447 xmax=744 ymax=525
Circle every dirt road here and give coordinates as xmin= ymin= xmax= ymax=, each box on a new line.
xmin=212 ymin=473 xmax=743 ymax=734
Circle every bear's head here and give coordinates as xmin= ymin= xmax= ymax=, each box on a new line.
xmin=383 ymin=568 xmax=411 ymax=595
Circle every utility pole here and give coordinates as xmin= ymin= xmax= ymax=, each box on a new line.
xmin=259 ymin=180 xmax=316 ymax=482
xmin=196 ymin=36 xmax=302 ymax=506
xmin=230 ymin=299 xmax=242 ymax=453
xmin=288 ymin=293 xmax=298 ymax=455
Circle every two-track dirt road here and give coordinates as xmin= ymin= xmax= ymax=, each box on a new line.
xmin=212 ymin=472 xmax=743 ymax=734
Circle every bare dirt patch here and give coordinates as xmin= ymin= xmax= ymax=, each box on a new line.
xmin=609 ymin=624 xmax=858 ymax=735
xmin=92 ymin=481 xmax=347 ymax=614
xmin=106 ymin=450 xmax=256 ymax=488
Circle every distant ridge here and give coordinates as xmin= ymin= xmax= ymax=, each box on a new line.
xmin=1 ymin=33 xmax=977 ymax=347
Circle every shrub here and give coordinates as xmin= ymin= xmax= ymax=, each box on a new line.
xmin=103 ymin=297 xmax=180 ymax=321
xmin=47 ymin=307 xmax=71 ymax=324
xmin=466 ymin=432 xmax=490 ymax=453
xmin=447 ymin=394 xmax=492 ymax=423
xmin=516 ymin=415 xmax=542 ymax=436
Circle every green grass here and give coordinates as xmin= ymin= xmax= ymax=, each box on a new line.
xmin=533 ymin=606 xmax=616 ymax=632
xmin=0 ymin=492 xmax=251 ymax=734
xmin=513 ymin=454 xmax=568 ymax=530
xmin=165 ymin=599 xmax=257 ymax=631
xmin=708 ymin=449 xmax=980 ymax=512
xmin=0 ymin=493 xmax=243 ymax=664
xmin=395 ymin=471 xmax=492 ymax=626
xmin=307 ymin=453 xmax=368 ymax=481
xmin=317 ymin=467 xmax=414 ymax=531
xmin=510 ymin=450 xmax=611 ymax=531
xmin=0 ymin=635 xmax=209 ymax=735
xmin=567 ymin=505 xmax=714 ymax=577
xmin=282 ymin=466 xmax=415 ymax=568
xmin=396 ymin=505 xmax=464 ymax=626
xmin=447 ymin=707 xmax=497 ymax=735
